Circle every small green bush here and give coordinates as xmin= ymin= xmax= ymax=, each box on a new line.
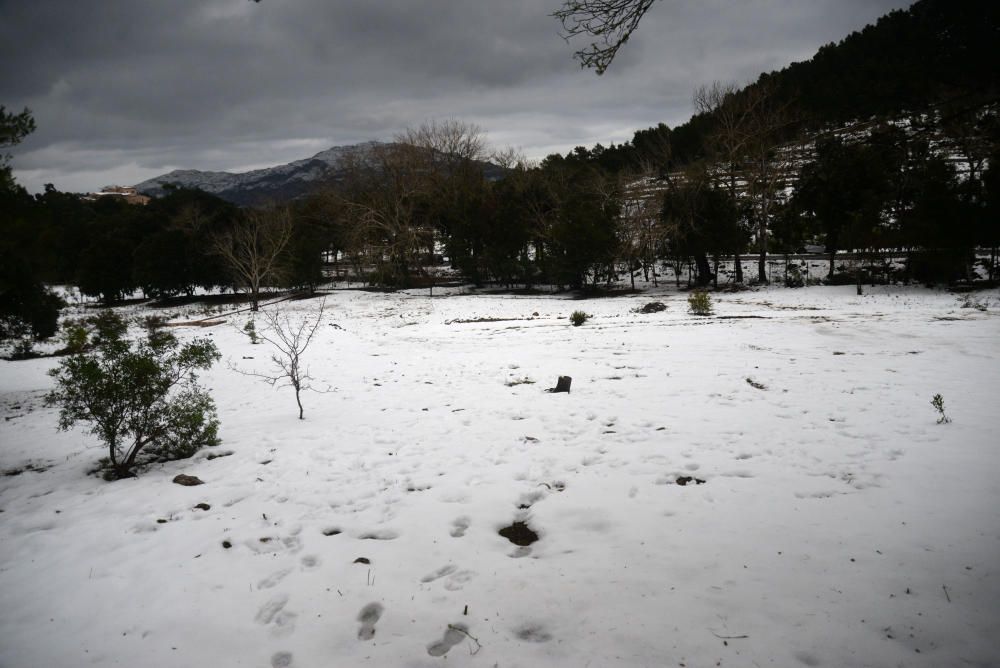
xmin=46 ymin=311 xmax=221 ymax=479
xmin=931 ymin=393 xmax=951 ymax=424
xmin=569 ymin=310 xmax=590 ymax=326
xmin=60 ymin=320 xmax=90 ymax=354
xmin=687 ymin=291 xmax=713 ymax=316
xmin=243 ymin=318 xmax=260 ymax=344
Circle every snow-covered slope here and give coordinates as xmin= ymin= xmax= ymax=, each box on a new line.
xmin=134 ymin=143 xmax=507 ymax=206
xmin=133 ymin=142 xmax=382 ymax=206
xmin=1 ymin=285 xmax=998 ymax=667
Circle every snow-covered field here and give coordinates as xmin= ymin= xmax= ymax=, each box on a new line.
xmin=1 ymin=285 xmax=998 ymax=668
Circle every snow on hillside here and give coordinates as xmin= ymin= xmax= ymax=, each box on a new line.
xmin=132 ymin=142 xmax=382 ymax=203
xmin=1 ymin=285 xmax=998 ymax=667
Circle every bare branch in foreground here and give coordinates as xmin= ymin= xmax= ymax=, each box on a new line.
xmin=553 ymin=0 xmax=658 ymax=74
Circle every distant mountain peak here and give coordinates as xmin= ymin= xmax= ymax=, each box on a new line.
xmin=133 ymin=142 xmax=385 ymax=206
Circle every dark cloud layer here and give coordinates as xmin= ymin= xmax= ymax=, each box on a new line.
xmin=1 ymin=0 xmax=911 ymax=193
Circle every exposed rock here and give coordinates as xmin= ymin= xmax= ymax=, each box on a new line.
xmin=499 ymin=521 xmax=539 ymax=546
xmin=676 ymin=476 xmax=706 ymax=486
xmin=638 ymin=301 xmax=667 ymax=313
xmin=172 ymin=474 xmax=204 ymax=486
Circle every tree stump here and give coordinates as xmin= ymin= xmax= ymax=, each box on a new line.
xmin=546 ymin=376 xmax=572 ymax=393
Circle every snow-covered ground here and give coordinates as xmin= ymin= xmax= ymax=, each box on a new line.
xmin=1 ymin=285 xmax=998 ymax=668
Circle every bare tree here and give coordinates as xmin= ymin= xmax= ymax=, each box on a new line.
xmin=553 ymin=0 xmax=658 ymax=74
xmin=695 ymin=82 xmax=749 ymax=281
xmin=694 ymin=81 xmax=795 ymax=283
xmin=232 ymin=299 xmax=326 ymax=420
xmin=337 ymin=143 xmax=432 ymax=287
xmin=490 ymin=146 xmax=532 ymax=171
xmin=334 ymin=120 xmax=491 ymax=290
xmin=212 ymin=204 xmax=293 ymax=310
xmin=401 ymin=119 xmax=487 ymax=166
xmin=742 ymin=85 xmax=796 ymax=283
xmin=618 ymin=172 xmax=666 ymax=287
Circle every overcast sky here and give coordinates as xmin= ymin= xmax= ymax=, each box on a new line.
xmin=2 ymin=0 xmax=912 ymax=194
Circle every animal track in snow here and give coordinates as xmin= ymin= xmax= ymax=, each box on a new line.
xmin=300 ymin=555 xmax=320 ymax=570
xmin=357 ymin=603 xmax=384 ymax=640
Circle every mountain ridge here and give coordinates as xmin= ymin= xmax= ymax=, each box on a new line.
xmin=133 ymin=142 xmax=383 ymax=206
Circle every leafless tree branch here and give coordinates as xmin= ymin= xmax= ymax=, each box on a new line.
xmin=553 ymin=0 xmax=658 ymax=74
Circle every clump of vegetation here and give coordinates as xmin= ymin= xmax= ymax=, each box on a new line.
xmin=687 ymin=291 xmax=713 ymax=316
xmin=635 ymin=301 xmax=667 ymax=314
xmin=0 ymin=251 xmax=64 ymax=345
xmin=60 ymin=320 xmax=90 ymax=354
xmin=8 ymin=339 xmax=37 ymax=360
xmin=46 ymin=311 xmax=221 ymax=479
xmin=784 ymin=265 xmax=805 ymax=288
xmin=243 ymin=317 xmax=260 ymax=344
xmin=931 ymin=393 xmax=951 ymax=424
xmin=142 ymin=314 xmax=168 ymax=333
xmin=505 ymin=377 xmax=535 ymax=387
xmin=569 ymin=310 xmax=590 ymax=326
xmin=959 ymin=295 xmax=987 ymax=312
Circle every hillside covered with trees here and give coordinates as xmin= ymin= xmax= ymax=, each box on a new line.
xmin=1 ymin=0 xmax=997 ymax=347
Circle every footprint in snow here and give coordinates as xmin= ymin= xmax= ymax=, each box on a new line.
xmin=450 ymin=516 xmax=470 ymax=537
xmin=357 ymin=603 xmax=384 ymax=640
xmin=246 ymin=530 xmax=303 ymax=555
xmin=517 ymin=490 xmax=545 ymax=509
xmin=443 ymin=570 xmax=476 ymax=591
xmin=357 ymin=529 xmax=398 ymax=541
xmin=257 ymin=568 xmax=292 ymax=590
xmin=426 ymin=624 xmax=469 ymax=657
xmin=255 ymin=595 xmax=289 ymax=625
xmin=255 ymin=595 xmax=297 ymax=637
xmin=515 ymin=623 xmax=553 ymax=643
xmin=270 ymin=651 xmax=293 ymax=667
xmin=421 ymin=565 xmax=457 ymax=583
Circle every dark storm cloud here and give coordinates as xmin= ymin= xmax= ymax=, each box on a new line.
xmin=1 ymin=0 xmax=912 ymax=193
